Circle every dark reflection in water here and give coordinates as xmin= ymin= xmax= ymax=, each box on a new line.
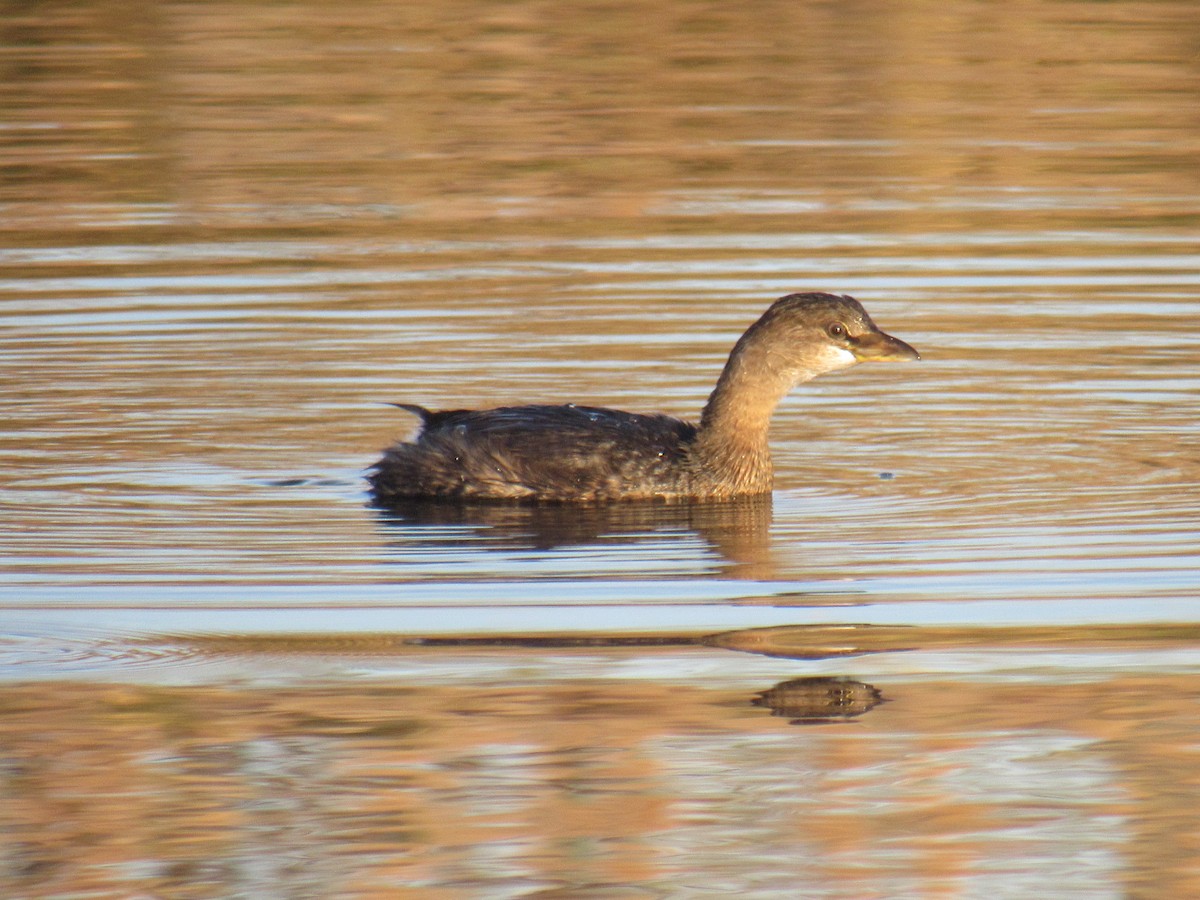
xmin=752 ymin=676 xmax=885 ymax=725
xmin=374 ymin=493 xmax=774 ymax=568
xmin=409 ymin=635 xmax=700 ymax=651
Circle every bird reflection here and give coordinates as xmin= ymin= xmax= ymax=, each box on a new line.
xmin=752 ymin=676 xmax=884 ymax=725
xmin=372 ymin=493 xmax=774 ymax=574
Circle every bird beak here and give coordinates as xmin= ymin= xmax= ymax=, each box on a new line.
xmin=850 ymin=330 xmax=921 ymax=362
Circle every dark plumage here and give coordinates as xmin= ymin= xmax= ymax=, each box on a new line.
xmin=370 ymin=292 xmax=918 ymax=503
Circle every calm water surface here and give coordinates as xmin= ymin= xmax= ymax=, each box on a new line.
xmin=2 ymin=1 xmax=1200 ymax=896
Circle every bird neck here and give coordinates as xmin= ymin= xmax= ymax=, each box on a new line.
xmin=694 ymin=335 xmax=815 ymax=493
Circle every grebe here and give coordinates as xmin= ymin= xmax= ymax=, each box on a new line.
xmin=370 ymin=292 xmax=918 ymax=503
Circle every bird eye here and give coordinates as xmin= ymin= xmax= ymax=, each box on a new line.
xmin=827 ymin=323 xmax=847 ymax=339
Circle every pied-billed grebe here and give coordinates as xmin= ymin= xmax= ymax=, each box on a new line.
xmin=370 ymin=292 xmax=918 ymax=503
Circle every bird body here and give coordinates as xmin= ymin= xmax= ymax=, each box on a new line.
xmin=380 ymin=403 xmax=700 ymax=501
xmin=370 ymin=293 xmax=918 ymax=504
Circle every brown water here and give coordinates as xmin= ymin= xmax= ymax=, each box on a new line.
xmin=3 ymin=1 xmax=1200 ymax=896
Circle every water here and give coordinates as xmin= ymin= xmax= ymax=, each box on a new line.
xmin=2 ymin=1 xmax=1200 ymax=896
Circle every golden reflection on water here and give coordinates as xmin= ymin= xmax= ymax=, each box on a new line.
xmin=4 ymin=641 xmax=1200 ymax=896
xmin=3 ymin=0 xmax=1199 ymax=229
xmin=711 ymin=622 xmax=1200 ymax=659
